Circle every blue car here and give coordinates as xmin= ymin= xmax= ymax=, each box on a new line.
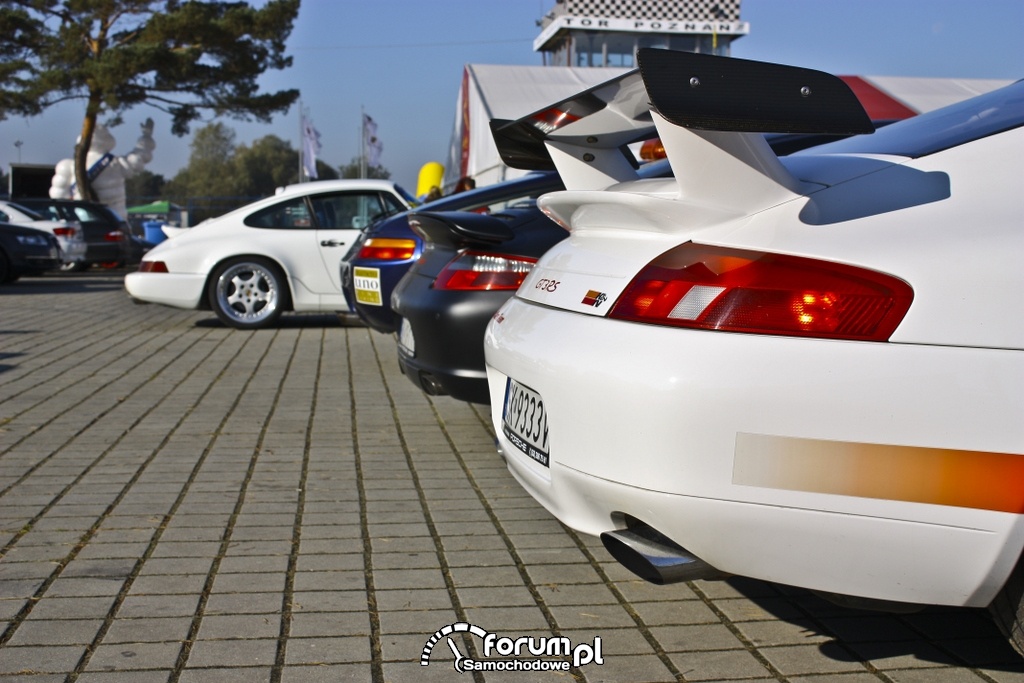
xmin=340 ymin=171 xmax=563 ymax=334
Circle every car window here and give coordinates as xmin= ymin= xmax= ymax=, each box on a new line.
xmin=308 ymin=192 xmax=393 ymax=230
xmin=244 ymin=197 xmax=313 ymax=229
xmin=72 ymin=206 xmax=106 ymax=222
xmin=17 ymin=201 xmax=62 ymax=221
xmin=381 ymin=193 xmax=408 ymax=217
xmin=0 ymin=210 xmax=8 ymax=222
xmin=7 ymin=202 xmax=44 ymax=220
xmin=460 ymin=191 xmax=544 ymax=215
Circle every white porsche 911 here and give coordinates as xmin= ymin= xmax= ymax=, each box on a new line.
xmin=484 ymin=49 xmax=1024 ymax=652
xmin=125 ymin=179 xmax=415 ymax=328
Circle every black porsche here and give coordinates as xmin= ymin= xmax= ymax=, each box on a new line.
xmin=390 ymin=206 xmax=565 ymax=404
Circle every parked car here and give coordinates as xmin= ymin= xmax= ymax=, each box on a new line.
xmin=16 ymin=197 xmax=133 ymax=270
xmin=0 ymin=199 xmax=86 ymax=268
xmin=341 ymin=171 xmax=563 ymax=335
xmin=388 ymin=155 xmax=681 ymax=405
xmin=341 ymin=127 xmax=869 ymax=339
xmin=391 ymin=206 xmax=568 ymax=404
xmin=125 ymin=179 xmax=416 ymax=329
xmin=483 ymin=49 xmax=1024 ymax=653
xmin=0 ymin=223 xmax=64 ymax=283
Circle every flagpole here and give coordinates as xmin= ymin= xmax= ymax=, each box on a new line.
xmin=298 ymin=100 xmax=304 ymax=183
xmin=360 ymin=106 xmax=367 ymax=179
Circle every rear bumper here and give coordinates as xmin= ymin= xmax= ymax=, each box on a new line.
xmin=392 ymin=274 xmax=508 ymax=404
xmin=124 ymin=271 xmax=206 ymax=309
xmin=397 ymin=351 xmax=490 ymax=404
xmin=485 ymin=296 xmax=1024 ymax=607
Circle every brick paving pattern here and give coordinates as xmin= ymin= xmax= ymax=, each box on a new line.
xmin=1 ymin=272 xmax=1022 ymax=682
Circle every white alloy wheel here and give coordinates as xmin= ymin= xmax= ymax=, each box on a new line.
xmin=208 ymin=258 xmax=288 ymax=329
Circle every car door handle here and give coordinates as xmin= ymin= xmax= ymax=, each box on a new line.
xmin=320 ymin=240 xmax=346 ymax=247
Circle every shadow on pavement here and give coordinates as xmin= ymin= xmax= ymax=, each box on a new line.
xmin=0 ymin=271 xmax=127 ymax=295
xmin=725 ymin=576 xmax=1024 ymax=670
xmin=193 ymin=313 xmax=367 ymax=330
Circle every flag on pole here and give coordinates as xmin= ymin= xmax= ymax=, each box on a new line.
xmin=301 ymin=110 xmax=322 ymax=179
xmin=363 ymin=114 xmax=383 ymax=168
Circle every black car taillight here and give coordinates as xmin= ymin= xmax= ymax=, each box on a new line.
xmin=433 ymin=251 xmax=536 ymax=291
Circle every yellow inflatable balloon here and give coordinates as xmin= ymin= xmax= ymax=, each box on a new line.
xmin=417 ymin=162 xmax=444 ymax=200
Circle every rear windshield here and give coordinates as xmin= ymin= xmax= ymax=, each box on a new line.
xmin=795 ymin=80 xmax=1024 ymax=158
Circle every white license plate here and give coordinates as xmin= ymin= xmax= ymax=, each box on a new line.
xmin=397 ymin=318 xmax=415 ymax=356
xmin=501 ymin=377 xmax=549 ymax=467
xmin=353 ymin=266 xmax=383 ymax=306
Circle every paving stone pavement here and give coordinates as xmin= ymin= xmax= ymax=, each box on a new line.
xmin=1 ymin=271 xmax=1022 ymax=683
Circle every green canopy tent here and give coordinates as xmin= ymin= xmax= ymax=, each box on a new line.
xmin=127 ymin=200 xmax=185 ymax=233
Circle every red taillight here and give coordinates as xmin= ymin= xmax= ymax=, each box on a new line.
xmin=609 ymin=243 xmax=913 ymax=341
xmin=530 ymin=107 xmax=581 ymax=134
xmin=139 ymin=260 xmax=169 ymax=273
xmin=104 ymin=230 xmax=126 ymax=242
xmin=53 ymin=227 xmax=76 ymax=238
xmin=434 ymin=251 xmax=536 ymax=291
xmin=357 ymin=238 xmax=417 ymax=261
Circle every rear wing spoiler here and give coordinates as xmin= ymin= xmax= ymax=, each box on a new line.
xmin=490 ymin=49 xmax=873 ymax=208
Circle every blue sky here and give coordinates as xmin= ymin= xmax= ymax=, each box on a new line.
xmin=2 ymin=0 xmax=1021 ymax=192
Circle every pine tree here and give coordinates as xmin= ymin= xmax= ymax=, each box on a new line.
xmin=0 ymin=0 xmax=300 ymax=201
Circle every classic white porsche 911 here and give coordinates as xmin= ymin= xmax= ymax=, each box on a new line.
xmin=125 ymin=179 xmax=415 ymax=328
xmin=484 ymin=49 xmax=1024 ymax=652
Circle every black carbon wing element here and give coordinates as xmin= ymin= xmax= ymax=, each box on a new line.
xmin=637 ymin=48 xmax=874 ymax=135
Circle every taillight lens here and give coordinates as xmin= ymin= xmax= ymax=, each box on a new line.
xmin=357 ymin=238 xmax=417 ymax=261
xmin=104 ymin=230 xmax=126 ymax=242
xmin=53 ymin=227 xmax=76 ymax=238
xmin=530 ymin=107 xmax=581 ymax=134
xmin=434 ymin=251 xmax=536 ymax=291
xmin=609 ymin=243 xmax=913 ymax=341
xmin=139 ymin=260 xmax=169 ymax=273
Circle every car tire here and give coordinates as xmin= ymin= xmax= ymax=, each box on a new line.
xmin=989 ymin=552 xmax=1024 ymax=656
xmin=208 ymin=257 xmax=289 ymax=330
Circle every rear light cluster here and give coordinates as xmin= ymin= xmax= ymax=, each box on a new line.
xmin=530 ymin=107 xmax=581 ymax=134
xmin=52 ymin=227 xmax=77 ymax=238
xmin=138 ymin=261 xmax=168 ymax=273
xmin=104 ymin=230 xmax=126 ymax=243
xmin=357 ymin=238 xmax=417 ymax=261
xmin=434 ymin=251 xmax=536 ymax=291
xmin=609 ymin=243 xmax=913 ymax=341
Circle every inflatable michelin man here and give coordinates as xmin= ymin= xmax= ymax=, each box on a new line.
xmin=49 ymin=118 xmax=156 ymax=219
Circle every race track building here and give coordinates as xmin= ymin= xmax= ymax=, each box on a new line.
xmin=445 ymin=0 xmax=748 ymax=189
xmin=535 ymin=0 xmax=749 ymax=66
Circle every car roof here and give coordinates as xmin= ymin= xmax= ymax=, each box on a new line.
xmin=794 ymin=79 xmax=1024 ymax=159
xmin=274 ymin=178 xmax=407 ymax=201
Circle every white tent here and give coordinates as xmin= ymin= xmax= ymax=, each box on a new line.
xmin=443 ymin=64 xmax=629 ymax=190
xmin=445 ymin=64 xmax=1011 ymax=191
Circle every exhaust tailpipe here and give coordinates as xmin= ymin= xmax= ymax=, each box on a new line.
xmin=601 ymin=522 xmax=725 ymax=584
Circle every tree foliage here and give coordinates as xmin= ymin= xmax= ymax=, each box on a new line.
xmin=124 ymin=169 xmax=166 ymax=200
xmin=339 ymin=157 xmax=391 ymax=180
xmin=159 ymin=122 xmax=338 ymax=223
xmin=0 ymin=0 xmax=300 ymax=201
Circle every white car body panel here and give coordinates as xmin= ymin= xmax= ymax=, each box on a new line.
xmin=485 ymin=301 xmax=1024 ymax=606
xmin=484 ymin=52 xmax=1024 ymax=610
xmin=124 ymin=180 xmax=412 ymax=314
